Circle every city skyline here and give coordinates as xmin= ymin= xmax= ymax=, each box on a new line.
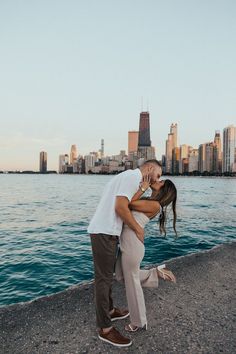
xmin=1 ymin=119 xmax=235 ymax=173
xmin=56 ymin=121 xmax=235 ymax=175
xmin=1 ymin=1 xmax=236 ymax=170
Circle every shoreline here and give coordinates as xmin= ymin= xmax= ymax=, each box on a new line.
xmin=1 ymin=172 xmax=236 ymax=178
xmin=1 ymin=241 xmax=235 ymax=353
xmin=0 ymin=241 xmax=233 ymax=311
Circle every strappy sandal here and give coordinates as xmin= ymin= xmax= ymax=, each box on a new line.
xmin=157 ymin=264 xmax=176 ymax=283
xmin=125 ymin=323 xmax=147 ymax=332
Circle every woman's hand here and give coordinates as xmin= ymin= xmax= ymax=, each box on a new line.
xmin=139 ymin=174 xmax=151 ymax=192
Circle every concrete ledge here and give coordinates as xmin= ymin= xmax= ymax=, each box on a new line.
xmin=1 ymin=241 xmax=236 ymax=354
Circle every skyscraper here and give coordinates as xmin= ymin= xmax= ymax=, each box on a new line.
xmin=85 ymin=153 xmax=97 ymax=174
xmin=59 ymin=154 xmax=69 ymax=173
xmin=137 ymin=111 xmax=155 ymax=161
xmin=179 ymin=144 xmax=189 ymax=174
xmin=223 ymin=125 xmax=236 ymax=172
xmin=39 ymin=151 xmax=47 ymax=173
xmin=70 ymin=145 xmax=78 ymax=165
xmin=128 ymin=131 xmax=139 ymax=154
xmin=165 ymin=123 xmax=178 ymax=174
xmin=98 ymin=139 xmax=105 ymax=159
xmin=138 ymin=112 xmax=151 ymax=147
xmin=189 ymin=149 xmax=199 ymax=172
xmin=213 ymin=131 xmax=222 ymax=173
xmin=172 ymin=147 xmax=180 ymax=174
xmin=198 ymin=144 xmax=205 ymax=173
xmin=165 ymin=133 xmax=174 ymax=173
xmin=198 ymin=143 xmax=215 ymax=173
xmin=101 ymin=139 xmax=104 ymax=158
xmin=170 ymin=123 xmax=178 ymax=148
xmin=205 ymin=142 xmax=214 ymax=172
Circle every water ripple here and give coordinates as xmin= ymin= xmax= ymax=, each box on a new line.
xmin=0 ymin=175 xmax=235 ymax=307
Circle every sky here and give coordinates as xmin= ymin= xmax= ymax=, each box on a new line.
xmin=0 ymin=0 xmax=235 ymax=171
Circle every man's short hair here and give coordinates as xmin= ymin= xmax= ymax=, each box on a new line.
xmin=143 ymin=159 xmax=162 ymax=168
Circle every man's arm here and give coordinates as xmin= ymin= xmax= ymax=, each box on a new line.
xmin=115 ymin=196 xmax=145 ymax=243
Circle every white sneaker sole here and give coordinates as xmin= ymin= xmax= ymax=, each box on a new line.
xmin=98 ymin=335 xmax=132 ymax=347
xmin=111 ymin=312 xmax=130 ymax=322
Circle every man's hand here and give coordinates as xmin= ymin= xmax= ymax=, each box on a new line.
xmin=135 ymin=224 xmax=145 ymax=244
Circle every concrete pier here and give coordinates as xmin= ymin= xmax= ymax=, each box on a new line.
xmin=1 ymin=241 xmax=235 ymax=354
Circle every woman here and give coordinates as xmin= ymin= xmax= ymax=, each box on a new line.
xmin=115 ymin=178 xmax=177 ymax=332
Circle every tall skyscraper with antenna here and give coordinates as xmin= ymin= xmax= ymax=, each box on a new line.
xmin=137 ymin=111 xmax=155 ymax=160
xmin=138 ymin=111 xmax=151 ymax=147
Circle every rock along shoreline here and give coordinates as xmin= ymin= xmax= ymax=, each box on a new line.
xmin=1 ymin=241 xmax=236 ymax=354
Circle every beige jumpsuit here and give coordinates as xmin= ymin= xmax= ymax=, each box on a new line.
xmin=115 ymin=211 xmax=159 ymax=328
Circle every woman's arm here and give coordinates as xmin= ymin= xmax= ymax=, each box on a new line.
xmin=131 ymin=189 xmax=144 ymax=202
xmin=129 ymin=199 xmax=160 ymax=216
xmin=131 ymin=174 xmax=151 ymax=202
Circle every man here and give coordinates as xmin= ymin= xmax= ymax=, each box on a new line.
xmin=88 ymin=160 xmax=162 ymax=347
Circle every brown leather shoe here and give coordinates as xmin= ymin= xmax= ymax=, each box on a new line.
xmin=110 ymin=307 xmax=130 ymax=322
xmin=98 ymin=327 xmax=132 ymax=347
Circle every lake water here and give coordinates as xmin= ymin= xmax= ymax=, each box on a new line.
xmin=0 ymin=174 xmax=235 ymax=307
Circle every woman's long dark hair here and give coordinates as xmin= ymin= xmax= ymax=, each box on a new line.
xmin=149 ymin=179 xmax=177 ymax=237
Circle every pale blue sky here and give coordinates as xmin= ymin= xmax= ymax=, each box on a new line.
xmin=0 ymin=0 xmax=235 ymax=170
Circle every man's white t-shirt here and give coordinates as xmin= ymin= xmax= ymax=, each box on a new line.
xmin=87 ymin=168 xmax=142 ymax=236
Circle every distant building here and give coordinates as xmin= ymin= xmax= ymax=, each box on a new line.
xmin=198 ymin=142 xmax=214 ymax=173
xmin=138 ymin=111 xmax=151 ymax=147
xmin=59 ymin=154 xmax=69 ymax=173
xmin=70 ymin=145 xmax=78 ymax=165
xmin=198 ymin=144 xmax=207 ymax=173
xmin=128 ymin=131 xmax=139 ymax=154
xmin=165 ymin=123 xmax=178 ymax=174
xmin=128 ymin=151 xmax=139 ymax=169
xmin=137 ymin=146 xmax=156 ymax=161
xmin=39 ymin=151 xmax=47 ymax=173
xmin=179 ymin=145 xmax=189 ymax=174
xmin=182 ymin=158 xmax=189 ymax=174
xmin=189 ymin=149 xmax=199 ymax=172
xmin=98 ymin=139 xmax=105 ymax=158
xmin=112 ymin=150 xmax=127 ymax=164
xmin=161 ymin=155 xmax=166 ymax=173
xmin=137 ymin=111 xmax=156 ymax=161
xmin=223 ymin=125 xmax=236 ymax=173
xmin=101 ymin=156 xmax=110 ymax=165
xmin=170 ymin=123 xmax=178 ymax=147
xmin=205 ymin=142 xmax=214 ymax=172
xmin=172 ymin=147 xmax=180 ymax=174
xmin=213 ymin=131 xmax=222 ymax=173
xmin=85 ymin=153 xmax=97 ymax=174
xmin=78 ymin=156 xmax=85 ymax=174
xmin=165 ymin=133 xmax=174 ymax=173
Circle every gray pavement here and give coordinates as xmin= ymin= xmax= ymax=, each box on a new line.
xmin=0 ymin=241 xmax=235 ymax=354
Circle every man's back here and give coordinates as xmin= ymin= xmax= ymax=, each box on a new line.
xmin=87 ymin=169 xmax=142 ymax=236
